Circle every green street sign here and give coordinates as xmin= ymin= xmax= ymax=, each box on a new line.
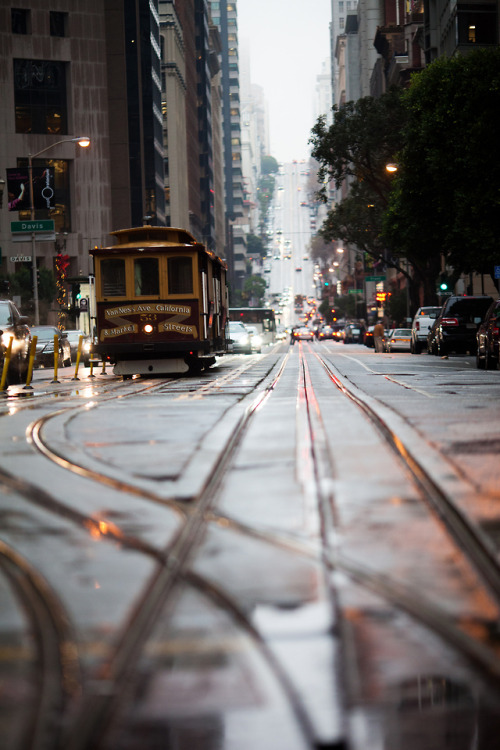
xmin=365 ymin=275 xmax=386 ymax=282
xmin=11 ymin=220 xmax=55 ymax=233
xmin=348 ymin=289 xmax=363 ymax=295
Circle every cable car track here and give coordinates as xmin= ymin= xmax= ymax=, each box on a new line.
xmin=4 ymin=343 xmax=500 ymax=748
xmin=3 ymin=352 xmax=313 ymax=750
xmin=57 ymin=352 xmax=296 ymax=750
xmin=299 ymin=344 xmax=500 ymax=691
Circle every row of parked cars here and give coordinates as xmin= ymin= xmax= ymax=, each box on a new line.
xmin=411 ymin=295 xmax=499 ymax=369
xmin=0 ymin=299 xmax=91 ymax=385
xmin=360 ymin=294 xmax=499 ymax=366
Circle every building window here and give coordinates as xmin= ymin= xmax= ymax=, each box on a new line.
xmin=457 ymin=6 xmax=497 ymax=44
xmin=11 ymin=8 xmax=30 ymax=34
xmin=339 ymin=2 xmax=344 ymax=11
xmin=50 ymin=11 xmax=67 ymax=37
xmin=14 ymin=59 xmax=68 ymax=134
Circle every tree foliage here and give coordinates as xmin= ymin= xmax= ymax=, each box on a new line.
xmin=242 ymin=275 xmax=267 ymax=306
xmin=310 ymin=51 xmax=500 ymax=309
xmin=261 ymin=154 xmax=279 ymax=175
xmin=384 ymin=48 xmax=500 ymax=284
xmin=246 ymin=233 xmax=266 ymax=258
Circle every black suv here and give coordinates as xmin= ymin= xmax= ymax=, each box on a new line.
xmin=0 ymin=300 xmax=31 ymax=384
xmin=434 ymin=295 xmax=493 ymax=356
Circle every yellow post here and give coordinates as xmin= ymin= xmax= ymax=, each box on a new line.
xmin=0 ymin=336 xmax=14 ymax=392
xmin=24 ymin=336 xmax=38 ymax=390
xmin=101 ymin=358 xmax=107 ymax=374
xmin=72 ymin=336 xmax=82 ymax=380
xmin=52 ymin=333 xmax=60 ymax=383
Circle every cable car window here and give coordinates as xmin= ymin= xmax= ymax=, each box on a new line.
xmin=168 ymin=256 xmax=193 ymax=294
xmin=101 ymin=258 xmax=126 ymax=296
xmin=134 ymin=257 xmax=159 ymax=296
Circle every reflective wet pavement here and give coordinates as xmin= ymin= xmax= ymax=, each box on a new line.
xmin=1 ymin=345 xmax=500 ymax=749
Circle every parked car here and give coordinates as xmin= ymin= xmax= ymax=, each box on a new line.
xmin=0 ymin=299 xmax=31 ymax=384
xmin=295 ymin=326 xmax=315 ymax=341
xmin=433 ymin=295 xmax=493 ymax=356
xmin=364 ymin=325 xmax=375 ymax=348
xmin=410 ymin=306 xmax=442 ymax=353
xmin=343 ymin=323 xmax=363 ymax=344
xmin=384 ymin=328 xmax=412 ymax=352
xmin=427 ymin=318 xmax=440 ymax=355
xmin=476 ymin=298 xmax=500 ymax=370
xmin=31 ymin=326 xmax=72 ymax=368
xmin=227 ymin=321 xmax=252 ymax=354
xmin=65 ymin=329 xmax=91 ymax=365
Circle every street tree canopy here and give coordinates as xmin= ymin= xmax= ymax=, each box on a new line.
xmin=261 ymin=155 xmax=279 ymax=175
xmin=384 ymin=47 xmax=500 ymax=283
xmin=310 ymin=49 xmax=500 ymax=308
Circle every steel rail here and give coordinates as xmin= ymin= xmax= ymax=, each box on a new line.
xmin=314 ymin=350 xmax=500 ymax=607
xmin=58 ymin=351 xmax=320 ymax=750
xmin=0 ymin=540 xmax=82 ymax=750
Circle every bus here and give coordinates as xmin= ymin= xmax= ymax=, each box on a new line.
xmin=228 ymin=308 xmax=276 ymax=346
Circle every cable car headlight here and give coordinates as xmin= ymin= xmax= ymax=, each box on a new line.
xmin=143 ymin=324 xmax=154 ymax=334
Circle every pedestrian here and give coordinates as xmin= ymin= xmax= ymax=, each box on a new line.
xmin=373 ymin=320 xmax=385 ymax=352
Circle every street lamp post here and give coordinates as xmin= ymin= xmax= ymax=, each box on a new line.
xmin=28 ymin=136 xmax=90 ymax=325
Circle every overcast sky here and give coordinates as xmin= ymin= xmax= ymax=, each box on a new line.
xmin=237 ymin=0 xmax=332 ymax=164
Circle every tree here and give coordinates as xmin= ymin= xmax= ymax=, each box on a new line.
xmin=309 ymin=89 xmax=424 ymax=305
xmin=384 ymin=48 xmax=500 ymax=289
xmin=242 ymin=275 xmax=267 ymax=306
xmin=246 ymin=234 xmax=266 ymax=258
xmin=261 ymin=154 xmax=279 ymax=175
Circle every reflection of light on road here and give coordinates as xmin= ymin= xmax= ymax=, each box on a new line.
xmin=85 ymin=517 xmax=125 ymax=542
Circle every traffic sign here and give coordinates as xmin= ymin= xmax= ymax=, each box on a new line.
xmin=11 ymin=220 xmax=55 ymax=233
xmin=12 ymin=233 xmax=56 ymax=242
xmin=10 ymin=255 xmax=32 ymax=262
xmin=495 ymin=265 xmax=500 ymax=279
xmin=365 ymin=275 xmax=386 ymax=282
xmin=348 ymin=289 xmax=363 ymax=295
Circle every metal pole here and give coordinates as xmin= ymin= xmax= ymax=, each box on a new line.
xmin=26 ymin=137 xmax=90 ymax=327
xmin=29 ymin=154 xmax=40 ymax=326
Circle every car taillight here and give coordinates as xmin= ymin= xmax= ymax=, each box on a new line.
xmin=441 ymin=317 xmax=459 ymax=327
xmin=415 ymin=321 xmax=420 ymax=331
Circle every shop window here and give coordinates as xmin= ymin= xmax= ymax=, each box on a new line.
xmin=101 ymin=259 xmax=126 ymax=297
xmin=168 ymin=257 xmax=193 ymax=295
xmin=134 ymin=258 xmax=159 ymax=296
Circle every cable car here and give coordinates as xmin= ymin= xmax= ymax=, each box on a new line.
xmin=90 ymin=227 xmax=228 ymax=376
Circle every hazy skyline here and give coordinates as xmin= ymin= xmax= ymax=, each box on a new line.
xmin=237 ymin=0 xmax=332 ymax=163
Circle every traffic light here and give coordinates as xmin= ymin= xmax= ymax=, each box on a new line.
xmin=439 ymin=274 xmax=450 ymax=292
xmin=72 ymin=283 xmax=81 ymax=305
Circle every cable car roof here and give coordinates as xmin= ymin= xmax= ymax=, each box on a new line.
xmin=90 ymin=227 xmax=227 ymax=268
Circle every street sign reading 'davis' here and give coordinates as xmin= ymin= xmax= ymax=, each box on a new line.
xmin=11 ymin=220 xmax=55 ymax=233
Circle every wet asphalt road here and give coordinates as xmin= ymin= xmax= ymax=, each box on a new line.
xmin=1 ymin=342 xmax=500 ymax=750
